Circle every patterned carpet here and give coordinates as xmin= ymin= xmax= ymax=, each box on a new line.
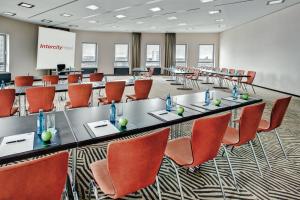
xmin=4 ymin=76 xmax=300 ymax=200
xmin=71 ymin=76 xmax=300 ymax=200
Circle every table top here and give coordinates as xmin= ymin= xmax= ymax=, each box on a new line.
xmin=201 ymin=69 xmax=250 ymax=78
xmin=163 ymin=68 xmax=195 ymax=75
xmin=132 ymin=68 xmax=149 ymax=72
xmin=0 ymin=111 xmax=77 ymax=164
xmin=14 ymin=80 xmax=134 ymax=96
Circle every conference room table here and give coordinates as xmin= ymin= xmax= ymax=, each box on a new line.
xmin=163 ymin=67 xmax=195 ymax=90
xmin=13 ymin=79 xmax=135 ymax=115
xmin=0 ymin=90 xmax=262 ymax=199
xmin=132 ymin=67 xmax=148 ymax=79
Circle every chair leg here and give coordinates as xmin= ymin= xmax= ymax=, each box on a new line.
xmin=256 ymin=133 xmax=272 ymax=170
xmin=156 ymin=176 xmax=162 ymax=200
xmin=213 ymin=159 xmax=226 ymax=200
xmin=249 ymin=141 xmax=263 ymax=177
xmin=222 ymin=145 xmax=239 ymax=191
xmin=251 ymin=85 xmax=256 ymax=94
xmin=274 ymin=129 xmax=288 ymax=159
xmin=168 ymin=159 xmax=184 ymax=200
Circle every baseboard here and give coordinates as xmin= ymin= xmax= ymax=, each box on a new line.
xmin=253 ymin=84 xmax=300 ymax=98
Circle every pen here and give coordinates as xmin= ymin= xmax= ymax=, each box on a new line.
xmin=6 ymin=139 xmax=26 ymax=144
xmin=94 ymin=124 xmax=108 ymax=128
xmin=159 ymin=112 xmax=168 ymax=115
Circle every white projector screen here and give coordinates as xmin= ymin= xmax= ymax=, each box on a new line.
xmin=36 ymin=27 xmax=76 ymax=70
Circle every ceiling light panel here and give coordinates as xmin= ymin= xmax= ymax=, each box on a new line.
xmin=61 ymin=13 xmax=72 ymax=17
xmin=149 ymin=7 xmax=162 ymax=12
xmin=266 ymin=0 xmax=285 ymax=5
xmin=115 ymin=14 xmax=126 ymax=19
xmin=86 ymin=5 xmax=99 ymax=10
xmin=18 ymin=2 xmax=35 ymax=8
xmin=209 ymin=10 xmax=221 ymax=15
xmin=2 ymin=12 xmax=16 ymax=16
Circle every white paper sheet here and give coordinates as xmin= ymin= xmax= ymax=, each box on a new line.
xmin=87 ymin=120 xmax=120 ymax=137
xmin=192 ymin=103 xmax=223 ymax=111
xmin=150 ymin=110 xmax=182 ymax=121
xmin=0 ymin=132 xmax=35 ymax=157
xmin=222 ymin=96 xmax=248 ymax=103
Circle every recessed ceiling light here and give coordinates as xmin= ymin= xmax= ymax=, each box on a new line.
xmin=86 ymin=5 xmax=99 ymax=10
xmin=137 ymin=21 xmax=144 ymax=24
xmin=266 ymin=0 xmax=285 ymax=5
xmin=41 ymin=19 xmax=52 ymax=23
xmin=209 ymin=10 xmax=221 ymax=15
xmin=146 ymin=0 xmax=163 ymax=4
xmin=69 ymin=25 xmax=78 ymax=28
xmin=3 ymin=12 xmax=16 ymax=16
xmin=168 ymin=16 xmax=177 ymax=20
xmin=88 ymin=20 xmax=98 ymax=23
xmin=178 ymin=23 xmax=187 ymax=26
xmin=215 ymin=19 xmax=224 ymax=22
xmin=18 ymin=2 xmax=35 ymax=8
xmin=61 ymin=13 xmax=72 ymax=17
xmin=114 ymin=6 xmax=131 ymax=12
xmin=115 ymin=14 xmax=126 ymax=19
xmin=149 ymin=7 xmax=161 ymax=12
xmin=200 ymin=0 xmax=214 ymax=3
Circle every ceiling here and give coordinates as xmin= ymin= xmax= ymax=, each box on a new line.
xmin=0 ymin=0 xmax=299 ymax=33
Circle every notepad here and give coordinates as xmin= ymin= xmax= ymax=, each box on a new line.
xmin=0 ymin=132 xmax=35 ymax=157
xmin=87 ymin=120 xmax=120 ymax=137
xmin=149 ymin=110 xmax=182 ymax=122
xmin=191 ymin=103 xmax=224 ymax=111
xmin=222 ymin=97 xmax=248 ymax=103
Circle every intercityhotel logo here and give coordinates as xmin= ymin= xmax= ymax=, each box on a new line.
xmin=39 ymin=44 xmax=73 ymax=50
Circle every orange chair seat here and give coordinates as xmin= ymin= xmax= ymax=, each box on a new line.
xmin=28 ymin=104 xmax=54 ymax=114
xmin=126 ymin=94 xmax=137 ymax=101
xmin=90 ymin=159 xmax=116 ymax=197
xmin=165 ymin=137 xmax=193 ymax=167
xmin=257 ymin=119 xmax=270 ymax=132
xmin=222 ymin=127 xmax=239 ymax=145
xmin=11 ymin=107 xmax=18 ymax=115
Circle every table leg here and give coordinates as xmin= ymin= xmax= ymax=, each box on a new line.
xmin=23 ymin=95 xmax=26 ymax=115
xmin=214 ymin=76 xmax=229 ymax=89
xmin=202 ymin=74 xmax=214 ymax=84
xmin=177 ymin=75 xmax=193 ymax=90
xmin=72 ymin=148 xmax=78 ymax=199
xmin=171 ymin=75 xmax=184 ymax=86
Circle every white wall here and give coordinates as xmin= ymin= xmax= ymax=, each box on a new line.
xmin=220 ymin=4 xmax=300 ymax=95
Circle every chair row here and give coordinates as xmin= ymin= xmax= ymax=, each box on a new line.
xmin=0 ymin=79 xmax=153 ymax=117
xmin=0 ymin=96 xmax=291 ymax=199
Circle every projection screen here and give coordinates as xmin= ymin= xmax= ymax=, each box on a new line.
xmin=36 ymin=27 xmax=76 ymax=70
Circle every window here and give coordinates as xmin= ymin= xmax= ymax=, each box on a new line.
xmin=114 ymin=44 xmax=129 ymax=67
xmin=146 ymin=44 xmax=160 ymax=67
xmin=0 ymin=34 xmax=7 ymax=72
xmin=176 ymin=44 xmax=187 ymax=67
xmin=81 ymin=43 xmax=97 ymax=68
xmin=198 ymin=44 xmax=214 ymax=67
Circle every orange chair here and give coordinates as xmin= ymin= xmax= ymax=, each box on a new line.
xmin=89 ymin=73 xmax=104 ymax=82
xmin=98 ymin=81 xmax=125 ymax=105
xmin=126 ymin=79 xmax=153 ymax=102
xmin=43 ymin=75 xmax=59 ymax=85
xmin=256 ymin=96 xmax=292 ymax=170
xmin=165 ymin=113 xmax=232 ymax=199
xmin=241 ymin=71 xmax=256 ymax=94
xmin=222 ymin=103 xmax=265 ymax=177
xmin=0 ymin=89 xmax=18 ymax=117
xmin=68 ymin=74 xmax=83 ymax=84
xmin=26 ymin=86 xmax=55 ymax=114
xmin=0 ymin=152 xmax=69 ymax=200
xmin=66 ymin=84 xmax=92 ymax=108
xmin=14 ymin=76 xmax=34 ymax=87
xmin=89 ymin=128 xmax=170 ymax=199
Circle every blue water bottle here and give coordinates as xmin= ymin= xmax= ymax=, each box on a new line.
xmin=37 ymin=109 xmax=45 ymax=136
xmin=0 ymin=80 xmax=5 ymax=89
xmin=110 ymin=100 xmax=116 ymax=124
xmin=232 ymin=85 xmax=238 ymax=99
xmin=166 ymin=94 xmax=172 ymax=112
xmin=205 ymin=89 xmax=210 ymax=106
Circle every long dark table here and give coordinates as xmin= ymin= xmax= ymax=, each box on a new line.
xmin=163 ymin=67 xmax=194 ymax=90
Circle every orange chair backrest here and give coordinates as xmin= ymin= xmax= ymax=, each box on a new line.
xmin=246 ymin=71 xmax=256 ymax=84
xmin=90 ymin=73 xmax=104 ymax=82
xmin=26 ymin=86 xmax=55 ymax=113
xmin=0 ymin=89 xmax=15 ymax=117
xmin=15 ymin=76 xmax=34 ymax=87
xmin=68 ymin=84 xmax=92 ymax=108
xmin=43 ymin=75 xmax=59 ymax=85
xmin=105 ymin=81 xmax=126 ymax=103
xmin=0 ymin=152 xmax=69 ymax=200
xmin=238 ymin=103 xmax=266 ymax=145
xmin=268 ymin=96 xmax=292 ymax=130
xmin=134 ymin=79 xmax=153 ymax=100
xmin=68 ymin=74 xmax=83 ymax=84
xmin=190 ymin=113 xmax=232 ymax=167
xmin=107 ymin=128 xmax=170 ymax=199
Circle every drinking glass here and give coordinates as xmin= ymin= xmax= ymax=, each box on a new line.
xmin=117 ymin=102 xmax=124 ymax=117
xmin=47 ymin=113 xmax=56 ymax=133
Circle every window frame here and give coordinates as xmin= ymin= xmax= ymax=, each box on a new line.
xmin=145 ymin=44 xmax=161 ymax=67
xmin=0 ymin=34 xmax=7 ymax=72
xmin=198 ymin=44 xmax=215 ymax=67
xmin=81 ymin=42 xmax=98 ymax=63
xmin=175 ymin=44 xmax=188 ymax=67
